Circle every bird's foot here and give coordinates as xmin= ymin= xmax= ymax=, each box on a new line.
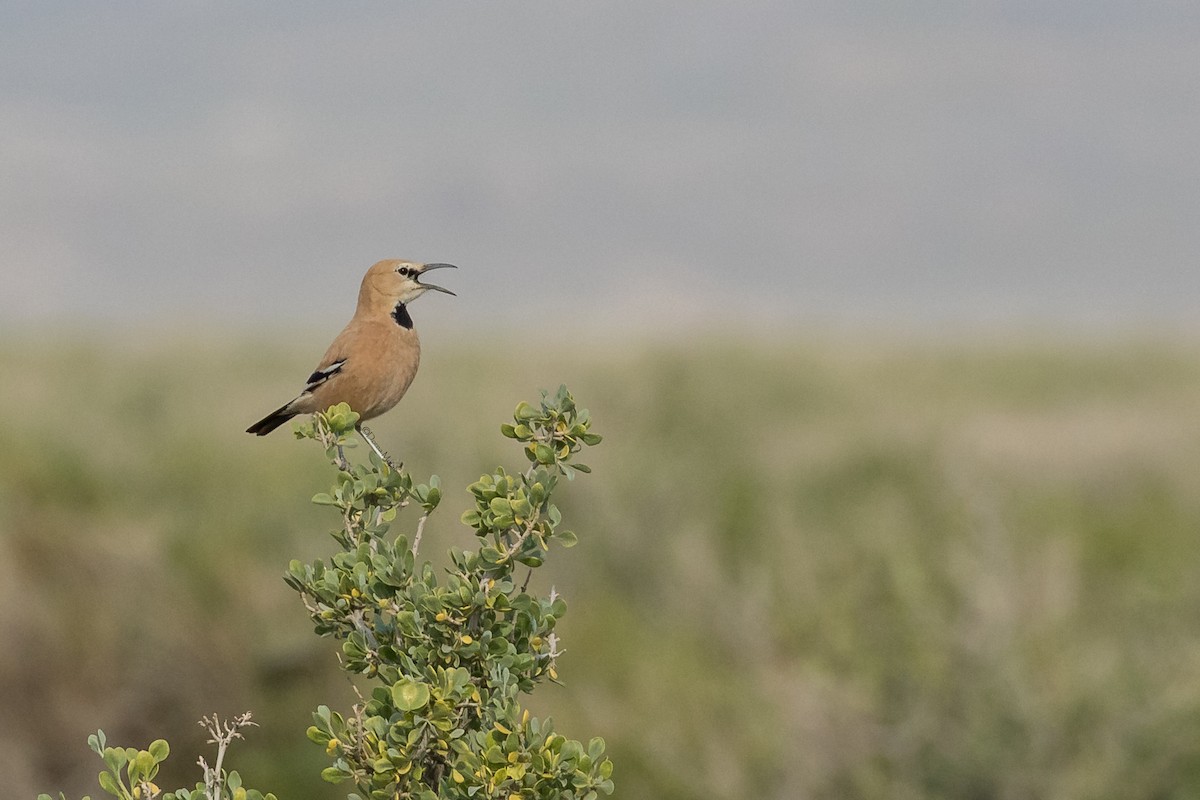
xmin=357 ymin=425 xmax=402 ymax=472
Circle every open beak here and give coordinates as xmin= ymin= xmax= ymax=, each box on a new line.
xmin=417 ymin=263 xmax=458 ymax=296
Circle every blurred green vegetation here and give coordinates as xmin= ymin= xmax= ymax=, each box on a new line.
xmin=5 ymin=332 xmax=1200 ymax=799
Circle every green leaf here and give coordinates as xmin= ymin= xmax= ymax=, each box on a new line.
xmin=320 ymin=766 xmax=348 ymax=784
xmin=588 ymin=737 xmax=606 ymax=761
xmin=446 ymin=666 xmax=472 ymax=692
xmin=132 ymin=748 xmax=155 ymax=781
xmin=148 ymin=739 xmax=169 ymax=762
xmin=558 ymin=530 xmax=579 ymax=548
xmin=324 ymin=402 xmax=361 ymax=433
xmin=391 ymin=678 xmax=431 ymax=711
xmin=97 ymin=770 xmax=122 ymax=798
xmin=101 ymin=747 xmax=126 ymax=775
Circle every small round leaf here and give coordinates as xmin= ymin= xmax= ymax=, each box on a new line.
xmin=391 ymin=678 xmax=431 ymax=711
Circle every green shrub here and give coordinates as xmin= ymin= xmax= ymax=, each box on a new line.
xmin=41 ymin=386 xmax=612 ymax=800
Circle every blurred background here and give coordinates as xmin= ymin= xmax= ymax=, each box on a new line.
xmin=3 ymin=2 xmax=1200 ymax=798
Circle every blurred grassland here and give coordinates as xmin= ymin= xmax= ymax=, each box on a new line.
xmin=4 ymin=331 xmax=1200 ymax=799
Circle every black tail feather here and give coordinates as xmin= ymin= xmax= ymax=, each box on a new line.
xmin=246 ymin=404 xmax=297 ymax=436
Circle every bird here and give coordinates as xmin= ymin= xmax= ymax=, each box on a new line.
xmin=246 ymin=259 xmax=457 ymax=463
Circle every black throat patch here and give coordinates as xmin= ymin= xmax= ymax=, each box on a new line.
xmin=391 ymin=302 xmax=413 ymax=329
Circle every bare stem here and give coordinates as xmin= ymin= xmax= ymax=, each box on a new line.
xmin=198 ymin=712 xmax=257 ymax=800
xmin=412 ymin=510 xmax=431 ymax=556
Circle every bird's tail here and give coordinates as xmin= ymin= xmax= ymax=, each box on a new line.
xmin=246 ymin=403 xmax=298 ymax=436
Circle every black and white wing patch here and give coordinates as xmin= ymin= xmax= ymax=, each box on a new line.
xmin=304 ymin=359 xmax=346 ymax=392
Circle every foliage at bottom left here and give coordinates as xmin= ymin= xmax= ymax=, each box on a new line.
xmin=38 ymin=713 xmax=275 ymax=800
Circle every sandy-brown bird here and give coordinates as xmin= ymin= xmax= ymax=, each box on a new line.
xmin=246 ymin=259 xmax=456 ymax=460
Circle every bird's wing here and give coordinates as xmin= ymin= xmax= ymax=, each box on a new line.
xmin=304 ymin=358 xmax=347 ymax=392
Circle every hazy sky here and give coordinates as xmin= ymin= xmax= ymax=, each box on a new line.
xmin=2 ymin=1 xmax=1198 ymax=331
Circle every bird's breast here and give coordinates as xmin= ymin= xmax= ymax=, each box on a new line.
xmin=310 ymin=321 xmax=421 ymax=422
xmin=358 ymin=325 xmax=421 ymax=420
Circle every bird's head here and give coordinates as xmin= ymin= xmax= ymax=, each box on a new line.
xmin=360 ymin=259 xmax=457 ymax=311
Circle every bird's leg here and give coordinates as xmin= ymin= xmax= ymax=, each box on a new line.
xmin=356 ymin=424 xmax=402 ymax=471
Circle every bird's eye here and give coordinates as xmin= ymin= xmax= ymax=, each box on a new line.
xmin=398 ymin=266 xmax=411 ymax=276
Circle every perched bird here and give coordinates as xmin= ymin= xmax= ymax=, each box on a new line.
xmin=246 ymin=259 xmax=456 ymax=461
